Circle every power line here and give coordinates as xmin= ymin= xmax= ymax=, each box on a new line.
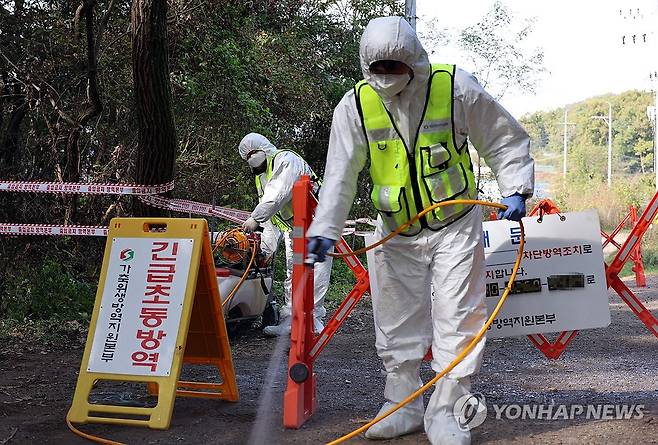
xmin=618 ymin=1 xmax=658 ymax=191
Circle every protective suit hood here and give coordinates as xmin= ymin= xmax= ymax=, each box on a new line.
xmin=359 ymin=16 xmax=430 ymax=98
xmin=238 ymin=133 xmax=278 ymax=160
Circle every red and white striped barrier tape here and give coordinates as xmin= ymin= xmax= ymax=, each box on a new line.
xmin=0 ymin=179 xmax=251 ymax=236
xmin=138 ymin=195 xmax=250 ymax=225
xmin=0 ymin=223 xmax=108 ymax=237
xmin=344 ymin=218 xmax=376 ymax=226
xmin=341 ymin=228 xmax=376 ymax=237
xmin=0 ymin=180 xmax=174 ymax=195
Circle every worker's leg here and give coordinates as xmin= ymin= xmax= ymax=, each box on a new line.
xmin=263 ymin=227 xmax=292 ymax=337
xmin=366 ymin=225 xmax=433 ymax=440
xmin=264 ymin=229 xmax=330 ymax=336
xmin=259 ymin=221 xmax=282 ymax=260
xmin=311 ymin=247 xmax=333 ymax=332
xmin=425 ymin=208 xmax=487 ymax=445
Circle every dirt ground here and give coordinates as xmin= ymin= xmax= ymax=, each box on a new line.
xmin=1 ymin=275 xmax=657 ymax=445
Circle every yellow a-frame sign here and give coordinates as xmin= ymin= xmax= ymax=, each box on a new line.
xmin=68 ymin=218 xmax=238 ymax=429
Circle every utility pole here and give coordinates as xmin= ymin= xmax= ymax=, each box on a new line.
xmin=654 ymin=0 xmax=657 ymax=191
xmin=619 ymin=2 xmax=658 ymax=191
xmin=561 ymin=107 xmax=575 ymax=177
xmin=650 ymin=0 xmax=658 ymax=191
xmin=405 ymin=0 xmax=417 ymax=30
xmin=591 ymin=102 xmax=613 ymax=187
xmin=609 ymin=102 xmax=614 ymax=187
xmin=652 ymin=71 xmax=658 ymax=191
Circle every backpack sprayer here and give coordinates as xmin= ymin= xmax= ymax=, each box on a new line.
xmin=213 ymin=228 xmax=278 ymax=328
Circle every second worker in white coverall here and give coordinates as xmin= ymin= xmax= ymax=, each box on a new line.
xmin=306 ymin=17 xmax=534 ymax=445
xmin=239 ymin=132 xmax=333 ymax=337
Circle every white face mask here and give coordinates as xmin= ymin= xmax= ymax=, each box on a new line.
xmin=370 ymin=73 xmax=411 ymax=98
xmin=247 ymin=150 xmax=267 ymax=173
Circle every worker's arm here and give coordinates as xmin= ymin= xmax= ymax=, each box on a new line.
xmin=307 ymin=91 xmax=369 ymax=240
xmin=454 ymin=68 xmax=535 ymax=198
xmin=250 ymin=152 xmax=305 ymax=223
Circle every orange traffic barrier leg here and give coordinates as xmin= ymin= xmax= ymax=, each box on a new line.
xmin=283 ymin=176 xmax=371 ymax=428
xmin=629 ymin=205 xmax=647 ymax=287
xmin=608 ymin=273 xmax=658 ymax=336
xmin=605 ymin=191 xmax=658 ymax=338
xmin=283 ymin=175 xmax=317 ymax=429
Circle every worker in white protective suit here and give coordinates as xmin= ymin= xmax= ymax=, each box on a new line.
xmin=306 ymin=17 xmax=534 ymax=445
xmin=239 ymin=132 xmax=333 ymax=337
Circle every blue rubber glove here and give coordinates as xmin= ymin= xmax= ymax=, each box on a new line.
xmin=498 ymin=193 xmax=526 ymax=222
xmin=306 ymin=236 xmax=335 ymax=264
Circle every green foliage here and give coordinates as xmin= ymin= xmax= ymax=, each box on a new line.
xmin=521 ymin=91 xmax=655 ymax=179
xmin=522 ymin=113 xmax=550 ymax=152
xmin=1 ymin=258 xmax=95 ymax=320
xmin=523 ymin=90 xmax=657 ymax=281
xmin=323 ymin=256 xmax=359 ymax=305
xmin=0 ymin=317 xmax=89 ymax=348
xmin=160 ymin=0 xmax=406 ymax=221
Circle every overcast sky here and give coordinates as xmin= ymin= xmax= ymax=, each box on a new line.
xmin=416 ymin=0 xmax=657 ymax=117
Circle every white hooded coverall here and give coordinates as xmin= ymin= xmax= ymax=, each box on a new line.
xmin=307 ymin=17 xmax=534 ymax=445
xmin=239 ymin=133 xmax=333 ymax=329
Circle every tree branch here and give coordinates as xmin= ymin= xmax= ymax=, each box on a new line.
xmin=48 ymin=95 xmax=76 ymax=126
xmin=73 ymin=2 xmax=85 ymax=39
xmin=95 ymin=0 xmax=118 ymax=56
xmin=79 ymin=0 xmax=102 ymax=125
xmin=98 ymin=26 xmax=130 ymax=62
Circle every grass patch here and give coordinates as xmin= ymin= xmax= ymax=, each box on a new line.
xmin=0 ymin=317 xmax=89 ymax=350
xmin=0 ymin=255 xmax=96 ymax=349
xmin=606 ymin=228 xmax=658 ymax=279
xmin=1 ymin=259 xmax=96 ymax=321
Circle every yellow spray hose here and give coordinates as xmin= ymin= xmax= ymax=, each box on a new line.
xmin=222 ymin=243 xmax=257 ymax=308
xmin=66 ymin=414 xmax=124 ymax=445
xmin=326 ymin=200 xmax=525 ymax=445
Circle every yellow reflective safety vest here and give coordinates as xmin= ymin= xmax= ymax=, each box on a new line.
xmin=254 ymin=150 xmax=319 ymax=232
xmin=355 ymin=63 xmax=476 ymax=235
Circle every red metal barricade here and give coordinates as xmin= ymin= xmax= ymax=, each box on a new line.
xmin=524 ymin=196 xmax=658 ymax=359
xmin=283 ymin=176 xmax=370 ymax=429
xmin=605 ymin=191 xmax=658 ymax=337
xmin=601 ymin=205 xmax=646 ymax=287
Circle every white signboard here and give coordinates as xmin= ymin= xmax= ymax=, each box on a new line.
xmin=88 ymin=237 xmax=194 ymax=376
xmin=483 ymin=210 xmax=610 ymax=337
xmin=364 ymin=210 xmax=610 ymax=338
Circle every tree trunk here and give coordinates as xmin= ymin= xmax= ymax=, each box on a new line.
xmin=63 ymin=0 xmax=104 ymax=224
xmin=0 ymin=4 xmax=27 ymax=172
xmin=131 ymin=0 xmax=177 ymax=217
xmin=1 ymin=90 xmax=26 ymax=166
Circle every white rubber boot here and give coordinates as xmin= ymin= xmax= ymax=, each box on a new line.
xmin=262 ymin=315 xmax=325 ymax=337
xmin=313 ymin=316 xmax=324 ymax=334
xmin=424 ymin=377 xmax=473 ymax=445
xmin=365 ymin=367 xmax=424 ymax=440
xmin=365 ymin=399 xmax=424 ymax=440
xmin=262 ymin=315 xmax=291 ymax=337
